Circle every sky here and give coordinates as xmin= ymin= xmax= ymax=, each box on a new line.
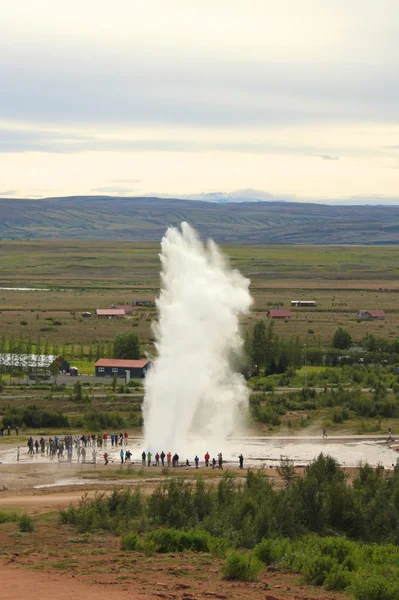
xmin=1 ymin=0 xmax=399 ymax=202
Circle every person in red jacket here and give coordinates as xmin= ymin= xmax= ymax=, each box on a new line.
xmin=103 ymin=452 xmax=109 ymax=465
xmin=204 ymin=452 xmax=210 ymax=467
xmin=124 ymin=431 xmax=128 ymax=446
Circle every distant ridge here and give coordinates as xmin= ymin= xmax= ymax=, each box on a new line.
xmin=2 ymin=195 xmax=399 ymax=244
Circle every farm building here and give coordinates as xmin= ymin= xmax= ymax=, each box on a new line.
xmin=95 ymin=358 xmax=152 ymax=378
xmin=267 ymin=309 xmax=292 ymax=319
xmin=357 ymin=310 xmax=385 ymax=320
xmin=96 ymin=309 xmax=126 ymax=318
xmin=0 ymin=354 xmax=70 ymax=374
xmin=291 ymin=300 xmax=316 ymax=307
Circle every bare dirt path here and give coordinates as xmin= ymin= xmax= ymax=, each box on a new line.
xmin=0 ymin=563 xmax=150 ymax=600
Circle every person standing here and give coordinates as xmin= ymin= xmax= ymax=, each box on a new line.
xmin=160 ymin=450 xmax=165 ymax=467
xmin=238 ymin=454 xmax=244 ymax=469
xmin=322 ymin=427 xmax=327 ymax=439
xmin=141 ymin=450 xmax=146 ymax=465
xmin=17 ymin=447 xmax=20 ymax=462
xmin=212 ymin=457 xmax=216 ymax=470
xmin=194 ymin=455 xmax=199 ymax=469
xmin=15 ymin=426 xmax=19 ymax=436
xmin=147 ymin=451 xmax=152 ymax=466
xmin=218 ymin=453 xmax=223 ymax=470
xmin=155 ymin=452 xmax=160 ymax=466
xmin=120 ymin=448 xmax=125 ymax=465
xmin=104 ymin=452 xmax=109 ymax=465
xmin=204 ymin=451 xmax=210 ymax=467
xmin=167 ymin=451 xmax=171 ymax=467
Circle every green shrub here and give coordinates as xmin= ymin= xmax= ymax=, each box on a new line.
xmin=121 ymin=532 xmax=139 ymax=551
xmin=222 ymin=551 xmax=263 ymax=581
xmin=19 ymin=514 xmax=34 ymax=532
xmin=324 ymin=566 xmax=352 ymax=591
xmin=253 ymin=538 xmax=289 ymax=565
xmin=0 ymin=511 xmax=19 ymax=523
xmin=302 ymin=554 xmax=335 ymax=585
xmin=351 ymin=573 xmax=399 ymax=600
xmin=2 ymin=405 xmax=69 ymax=428
xmin=145 ymin=528 xmax=230 ymax=555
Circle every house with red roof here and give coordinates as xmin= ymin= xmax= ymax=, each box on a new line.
xmin=267 ymin=309 xmax=292 ymax=319
xmin=357 ymin=310 xmax=385 ymax=320
xmin=96 ymin=308 xmax=126 ymax=318
xmin=95 ymin=358 xmax=152 ymax=378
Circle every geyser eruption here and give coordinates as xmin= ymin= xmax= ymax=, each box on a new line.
xmin=143 ymin=222 xmax=252 ymax=456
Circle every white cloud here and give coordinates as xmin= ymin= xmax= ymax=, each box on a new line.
xmin=0 ymin=1 xmax=398 ymax=198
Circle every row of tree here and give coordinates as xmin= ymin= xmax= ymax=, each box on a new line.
xmin=0 ymin=332 xmax=141 ymax=375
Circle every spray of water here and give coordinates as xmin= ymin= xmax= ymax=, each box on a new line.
xmin=143 ymin=222 xmax=253 ymax=458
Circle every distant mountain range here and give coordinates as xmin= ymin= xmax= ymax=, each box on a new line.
xmin=2 ymin=195 xmax=399 ymax=244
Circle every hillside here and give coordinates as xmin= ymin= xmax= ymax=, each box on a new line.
xmin=2 ymin=196 xmax=399 ymax=244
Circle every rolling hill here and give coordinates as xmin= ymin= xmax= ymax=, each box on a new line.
xmin=2 ymin=196 xmax=399 ymax=244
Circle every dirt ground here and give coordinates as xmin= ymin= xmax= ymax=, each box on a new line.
xmin=0 ymin=462 xmax=353 ymax=600
xmin=0 ymin=511 xmax=346 ymax=600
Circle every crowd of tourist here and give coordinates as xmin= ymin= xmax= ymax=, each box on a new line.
xmin=16 ymin=432 xmax=245 ymax=469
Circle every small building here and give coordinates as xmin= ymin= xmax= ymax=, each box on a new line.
xmin=291 ymin=300 xmax=316 ymax=307
xmin=95 ymin=358 xmax=152 ymax=378
xmin=267 ymin=309 xmax=292 ymax=319
xmin=0 ymin=354 xmax=70 ymax=374
xmin=357 ymin=310 xmax=385 ymax=320
xmin=96 ymin=309 xmax=126 ymax=318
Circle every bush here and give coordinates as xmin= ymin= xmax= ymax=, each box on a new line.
xmin=2 ymin=405 xmax=69 ymax=428
xmin=324 ymin=566 xmax=352 ymax=591
xmin=146 ymin=528 xmax=230 ymax=555
xmin=222 ymin=551 xmax=263 ymax=581
xmin=19 ymin=514 xmax=34 ymax=532
xmin=0 ymin=511 xmax=19 ymax=523
xmin=253 ymin=538 xmax=289 ymax=565
xmin=351 ymin=574 xmax=399 ymax=600
xmin=121 ymin=532 xmax=139 ymax=551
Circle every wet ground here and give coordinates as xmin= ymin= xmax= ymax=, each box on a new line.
xmin=2 ymin=435 xmax=399 ymax=472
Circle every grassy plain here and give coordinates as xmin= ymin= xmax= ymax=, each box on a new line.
xmin=1 ymin=241 xmax=399 ymax=353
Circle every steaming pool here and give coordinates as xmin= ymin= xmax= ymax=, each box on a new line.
xmin=1 ymin=436 xmax=398 ymax=471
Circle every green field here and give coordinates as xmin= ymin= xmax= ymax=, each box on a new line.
xmin=1 ymin=241 xmax=399 ymax=352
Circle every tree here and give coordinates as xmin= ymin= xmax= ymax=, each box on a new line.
xmin=332 ymin=326 xmax=352 ymax=350
xmin=251 ymin=321 xmax=267 ymax=374
xmin=50 ymin=359 xmax=60 ymax=383
xmin=113 ymin=332 xmax=140 ymax=360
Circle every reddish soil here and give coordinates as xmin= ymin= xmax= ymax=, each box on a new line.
xmin=0 ymin=487 xmax=348 ymax=600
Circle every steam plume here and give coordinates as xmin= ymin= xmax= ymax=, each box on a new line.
xmin=143 ymin=222 xmax=252 ymax=456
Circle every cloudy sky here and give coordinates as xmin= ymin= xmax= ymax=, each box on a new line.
xmin=1 ymin=0 xmax=399 ymax=202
